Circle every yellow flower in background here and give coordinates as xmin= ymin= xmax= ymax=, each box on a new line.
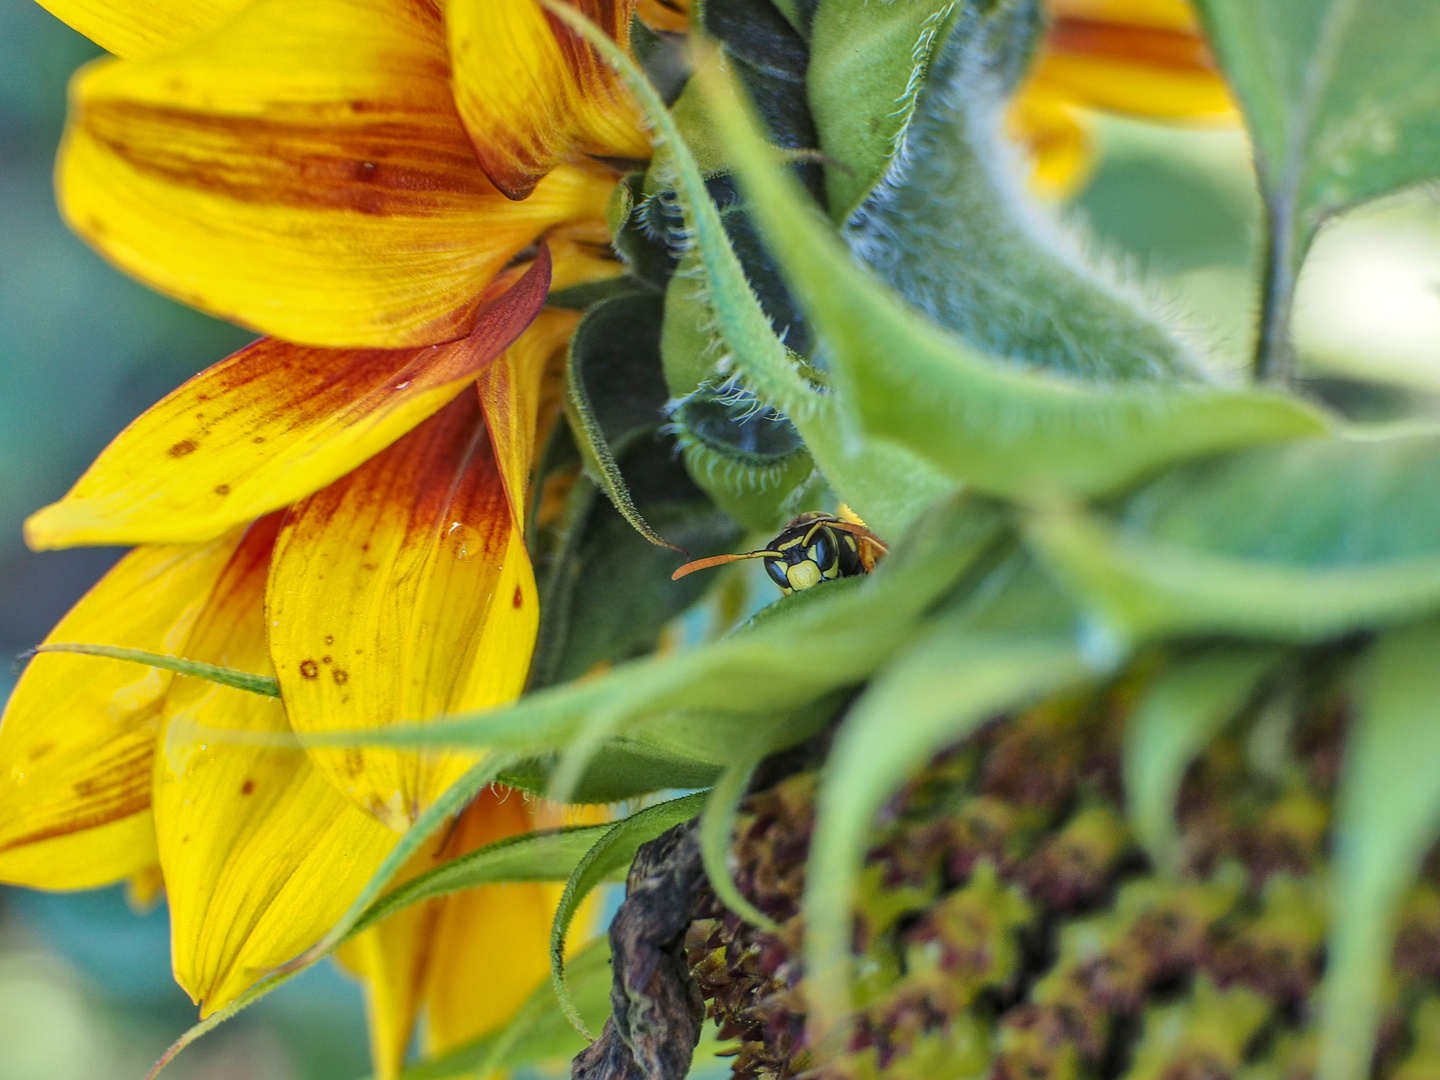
xmin=1013 ymin=0 xmax=1238 ymax=195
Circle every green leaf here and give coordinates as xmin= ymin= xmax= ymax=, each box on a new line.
xmin=26 ymin=643 xmax=279 ymax=696
xmin=661 ymin=249 xmax=819 ymax=532
xmin=386 ymin=938 xmax=616 ymax=1080
xmin=1124 ymin=648 xmax=1282 ymax=875
xmin=694 ymin=54 xmax=1330 ymax=500
xmin=815 ymin=0 xmax=1196 ymax=382
xmin=803 ymin=621 xmax=1088 ymax=1040
xmin=300 ymin=496 xmax=1004 ymax=762
xmin=1318 ymin=622 xmax=1440 ymax=1080
xmin=1027 ymin=431 xmax=1440 ymax=645
xmin=607 ymin=172 xmax=679 ymax=294
xmin=1195 ymin=0 xmax=1440 ymax=379
xmin=551 ymin=792 xmax=709 ymax=1037
xmin=565 ymin=290 xmax=681 ymax=549
xmin=546 ymin=0 xmax=956 ymax=538
xmin=500 ymin=739 xmax=723 ymax=806
xmin=529 ymin=438 xmax=743 ymax=689
xmin=276 ymin=756 xmax=511 ymax=975
xmin=807 ymin=0 xmax=953 ymax=218
xmin=700 ymin=0 xmax=821 ymax=200
xmin=347 ymin=824 xmax=611 ymax=940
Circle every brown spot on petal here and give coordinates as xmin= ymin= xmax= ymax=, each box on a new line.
xmin=324 ymin=634 xmax=335 ymax=646
xmin=27 ymin=740 xmax=55 ymax=762
xmin=214 ymin=484 xmax=230 ymax=496
xmin=241 ymin=779 xmax=255 ymax=795
xmin=513 ymin=585 xmax=524 ymax=608
xmin=169 ymin=439 xmax=198 ymax=457
xmin=300 ymin=659 xmax=319 ymax=679
xmin=252 ymin=436 xmax=266 ymax=444
xmin=332 ymin=668 xmax=349 ymax=685
xmin=321 ymin=656 xmax=332 ymax=664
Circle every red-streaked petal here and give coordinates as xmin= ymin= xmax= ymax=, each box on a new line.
xmin=1030 ymin=5 xmax=1235 ymax=121
xmin=155 ymin=515 xmax=398 ymax=1013
xmin=59 ymin=0 xmax=612 ymax=347
xmin=25 ymin=252 xmax=550 ymax=551
xmin=267 ymin=394 xmax=539 ymax=830
xmin=0 ymin=534 xmax=243 ymax=889
xmin=448 ymin=0 xmax=649 ymax=200
xmin=635 ymin=0 xmax=689 ymax=34
xmin=477 ymin=306 xmax=582 ymax=526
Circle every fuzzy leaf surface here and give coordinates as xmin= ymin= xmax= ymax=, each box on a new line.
xmin=698 ymin=57 xmax=1329 ymax=499
xmin=1028 ymin=432 xmax=1440 ymax=644
xmin=565 ymin=290 xmax=677 ymax=549
xmin=819 ymin=0 xmax=1196 ymax=382
xmin=548 ymin=1 xmax=955 ymax=536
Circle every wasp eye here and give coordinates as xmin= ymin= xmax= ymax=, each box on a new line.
xmin=808 ymin=529 xmax=837 ymax=572
xmin=764 ymin=557 xmax=791 ymax=590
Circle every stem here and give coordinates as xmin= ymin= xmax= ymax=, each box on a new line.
xmin=1254 ymin=211 xmax=1298 ymax=386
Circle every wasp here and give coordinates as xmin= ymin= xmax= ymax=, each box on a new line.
xmin=671 ymin=511 xmax=887 ymax=594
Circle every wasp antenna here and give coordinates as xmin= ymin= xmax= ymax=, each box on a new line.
xmin=671 ymin=549 xmax=782 ymax=581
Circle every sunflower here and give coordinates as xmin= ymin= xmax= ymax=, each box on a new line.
xmin=2 ymin=0 xmax=1237 ymax=1072
xmin=0 ymin=296 xmax=594 ymax=1073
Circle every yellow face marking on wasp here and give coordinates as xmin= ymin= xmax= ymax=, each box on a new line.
xmin=785 ymin=560 xmax=824 ymax=591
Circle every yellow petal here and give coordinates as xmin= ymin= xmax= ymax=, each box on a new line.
xmin=268 ymin=394 xmax=539 ymax=830
xmin=477 ymin=307 xmax=582 ymax=526
xmin=1046 ymin=0 xmax=1200 ymax=34
xmin=127 ymin=863 xmax=167 ymax=909
xmin=424 ymin=789 xmax=576 ymax=1052
xmin=0 ymin=535 xmax=241 ymax=890
xmin=155 ymin=515 xmax=398 ymax=1012
xmin=1008 ymin=90 xmax=1096 ymax=199
xmin=548 ymin=219 xmax=627 ymax=294
xmin=36 ymin=0 xmax=252 ymax=60
xmin=25 ymin=254 xmax=551 ymax=551
xmin=59 ymin=0 xmax=613 ymax=347
xmin=636 ymin=0 xmax=690 ymax=34
xmin=1030 ymin=7 xmax=1236 ymax=121
xmin=335 ymin=828 xmax=453 ymax=1080
xmin=448 ymin=0 xmax=649 ymax=200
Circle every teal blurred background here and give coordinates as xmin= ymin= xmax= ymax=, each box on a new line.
xmin=2 ymin=1 xmax=1437 ymax=1077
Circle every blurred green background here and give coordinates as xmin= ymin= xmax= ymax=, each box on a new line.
xmin=2 ymin=2 xmax=1438 ymax=1078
